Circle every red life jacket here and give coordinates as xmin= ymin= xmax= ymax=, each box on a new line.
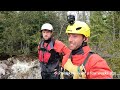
xmin=38 ymin=38 xmax=63 ymax=63
xmin=38 ymin=39 xmax=63 ymax=73
xmin=38 ymin=39 xmax=55 ymax=63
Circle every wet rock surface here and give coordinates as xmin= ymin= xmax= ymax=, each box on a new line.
xmin=0 ymin=56 xmax=42 ymax=79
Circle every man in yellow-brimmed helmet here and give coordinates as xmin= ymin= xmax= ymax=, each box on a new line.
xmin=60 ymin=15 xmax=113 ymax=79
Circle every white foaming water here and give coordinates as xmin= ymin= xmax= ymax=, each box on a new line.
xmin=11 ymin=59 xmax=35 ymax=74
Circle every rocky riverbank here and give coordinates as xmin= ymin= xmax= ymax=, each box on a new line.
xmin=0 ymin=56 xmax=42 ymax=79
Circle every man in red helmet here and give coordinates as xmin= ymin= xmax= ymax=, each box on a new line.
xmin=38 ymin=23 xmax=70 ymax=79
xmin=61 ymin=20 xmax=113 ymax=79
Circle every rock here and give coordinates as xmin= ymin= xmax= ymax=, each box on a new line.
xmin=0 ymin=56 xmax=42 ymax=79
xmin=0 ymin=68 xmax=5 ymax=76
xmin=0 ymin=63 xmax=8 ymax=70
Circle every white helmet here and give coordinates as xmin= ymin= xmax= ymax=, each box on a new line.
xmin=41 ymin=23 xmax=53 ymax=31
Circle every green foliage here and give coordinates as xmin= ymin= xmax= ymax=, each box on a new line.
xmin=0 ymin=11 xmax=68 ymax=57
xmin=90 ymin=11 xmax=120 ymax=75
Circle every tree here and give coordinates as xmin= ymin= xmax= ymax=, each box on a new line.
xmin=89 ymin=11 xmax=120 ymax=77
xmin=0 ymin=11 xmax=66 ymax=57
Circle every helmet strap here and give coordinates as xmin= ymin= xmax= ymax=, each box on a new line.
xmin=81 ymin=41 xmax=87 ymax=47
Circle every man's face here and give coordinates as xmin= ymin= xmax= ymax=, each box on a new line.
xmin=68 ymin=33 xmax=86 ymax=50
xmin=42 ymin=30 xmax=52 ymax=40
